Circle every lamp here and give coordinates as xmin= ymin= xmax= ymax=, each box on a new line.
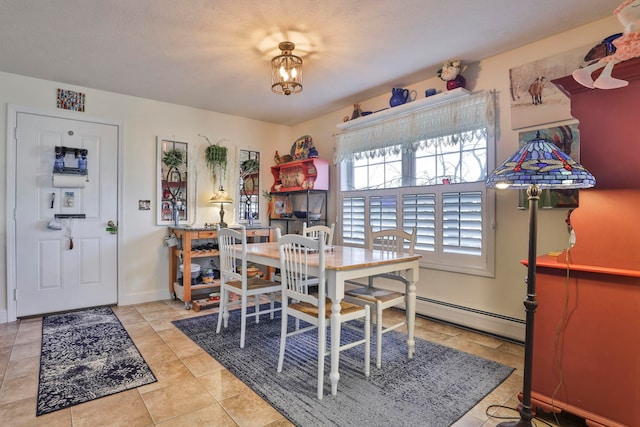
xmin=210 ymin=186 xmax=233 ymax=228
xmin=271 ymin=41 xmax=302 ymax=95
xmin=486 ymin=131 xmax=595 ymax=427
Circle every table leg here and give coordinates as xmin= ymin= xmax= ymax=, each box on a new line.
xmin=330 ymin=298 xmax=341 ymax=396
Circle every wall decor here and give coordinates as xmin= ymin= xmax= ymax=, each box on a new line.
xmin=238 ymin=148 xmax=260 ymax=224
xmin=509 ymin=43 xmax=596 ymax=130
xmin=56 ymin=89 xmax=85 ymax=112
xmin=517 ymin=123 xmax=581 ymax=209
xmin=157 ymin=137 xmax=189 ymax=225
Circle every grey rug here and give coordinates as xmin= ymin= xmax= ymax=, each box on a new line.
xmin=173 ymin=306 xmax=514 ymax=427
xmin=37 ymin=306 xmax=157 ymax=416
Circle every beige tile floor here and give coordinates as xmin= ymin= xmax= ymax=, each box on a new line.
xmin=0 ymin=300 xmax=587 ymax=426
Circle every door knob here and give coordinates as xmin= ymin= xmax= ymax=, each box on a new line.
xmin=106 ymin=220 xmax=118 ymax=234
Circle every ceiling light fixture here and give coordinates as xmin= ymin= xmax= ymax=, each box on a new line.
xmin=271 ymin=41 xmax=302 ymax=96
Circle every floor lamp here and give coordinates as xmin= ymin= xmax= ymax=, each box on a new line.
xmin=486 ymin=132 xmax=595 ymax=426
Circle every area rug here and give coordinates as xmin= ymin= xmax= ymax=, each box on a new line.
xmin=173 ymin=307 xmax=514 ymax=427
xmin=37 ymin=306 xmax=157 ymax=416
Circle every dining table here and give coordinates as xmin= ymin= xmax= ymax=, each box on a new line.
xmin=236 ymin=242 xmax=421 ymax=397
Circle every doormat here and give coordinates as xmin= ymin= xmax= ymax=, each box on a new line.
xmin=37 ymin=306 xmax=157 ymax=415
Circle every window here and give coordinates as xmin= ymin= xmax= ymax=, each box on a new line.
xmin=336 ymin=91 xmax=495 ymax=276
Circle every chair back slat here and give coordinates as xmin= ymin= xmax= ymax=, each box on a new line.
xmin=302 ymin=223 xmax=335 ymax=246
xmin=217 ymin=227 xmax=246 ymax=287
xmin=278 ymin=232 xmax=326 ymax=308
xmin=367 ymin=227 xmax=417 ymax=256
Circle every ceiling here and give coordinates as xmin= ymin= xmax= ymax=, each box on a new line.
xmin=0 ymin=0 xmax=621 ymax=126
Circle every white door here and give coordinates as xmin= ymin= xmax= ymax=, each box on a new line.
xmin=14 ymin=112 xmax=119 ymax=317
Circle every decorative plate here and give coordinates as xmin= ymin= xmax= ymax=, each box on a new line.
xmin=290 ymin=135 xmax=313 ymax=160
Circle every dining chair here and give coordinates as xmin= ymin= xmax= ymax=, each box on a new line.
xmin=277 ymin=231 xmax=370 ymax=399
xmin=344 ymin=226 xmax=417 ymax=368
xmin=302 ymin=222 xmax=335 ymax=246
xmin=298 ymin=222 xmax=335 ymax=288
xmin=216 ymin=226 xmax=281 ymax=348
xmin=272 ymin=223 xmax=335 ymax=288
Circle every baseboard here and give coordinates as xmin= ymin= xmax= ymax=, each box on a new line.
xmin=416 ymin=297 xmax=525 ymax=342
xmin=0 ymin=309 xmax=7 ymax=324
xmin=118 ymin=289 xmax=172 ymax=306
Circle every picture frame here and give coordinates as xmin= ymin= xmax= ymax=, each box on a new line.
xmin=509 ymin=42 xmax=597 ymax=130
xmin=518 ymin=123 xmax=581 ymax=209
xmin=271 ymin=195 xmax=289 ymax=218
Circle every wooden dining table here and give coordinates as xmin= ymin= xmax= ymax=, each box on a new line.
xmin=236 ymin=242 xmax=421 ymax=397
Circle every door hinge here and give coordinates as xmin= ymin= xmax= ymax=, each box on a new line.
xmin=14 ymin=288 xmax=17 ymax=301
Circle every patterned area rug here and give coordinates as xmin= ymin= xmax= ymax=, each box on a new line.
xmin=173 ymin=307 xmax=514 ymax=427
xmin=37 ymin=306 xmax=157 ymax=416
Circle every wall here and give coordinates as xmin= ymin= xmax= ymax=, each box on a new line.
xmin=289 ymin=15 xmax=621 ymax=340
xmin=1 ymin=15 xmax=622 ymax=338
xmin=0 ymin=72 xmax=292 ymax=322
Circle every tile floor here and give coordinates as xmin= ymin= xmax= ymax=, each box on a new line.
xmin=0 ymin=300 xmax=587 ymax=426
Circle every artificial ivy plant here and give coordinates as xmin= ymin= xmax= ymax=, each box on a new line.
xmin=162 ymin=149 xmax=185 ymax=168
xmin=201 ymin=134 xmax=228 ymax=179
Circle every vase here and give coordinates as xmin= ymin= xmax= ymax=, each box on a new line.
xmin=389 ymin=88 xmax=409 ymax=107
xmin=446 ymin=75 xmax=466 ymax=90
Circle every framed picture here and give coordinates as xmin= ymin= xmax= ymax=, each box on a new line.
xmin=272 ymin=195 xmax=288 ymax=217
xmin=57 ymin=88 xmax=85 ymax=112
xmin=518 ymin=123 xmax=581 ymax=209
xmin=509 ymin=42 xmax=596 ymax=130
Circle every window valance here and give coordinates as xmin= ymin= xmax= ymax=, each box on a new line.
xmin=334 ymin=90 xmax=495 ymax=163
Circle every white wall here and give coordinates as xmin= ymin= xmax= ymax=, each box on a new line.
xmin=1 ymin=15 xmax=620 ymax=337
xmin=0 ymin=73 xmax=292 ymax=322
xmin=289 ymin=16 xmax=620 ymax=340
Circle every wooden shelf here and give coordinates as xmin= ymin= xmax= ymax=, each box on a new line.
xmin=336 ymin=87 xmax=470 ymax=130
xmin=271 ymin=158 xmax=329 ymax=192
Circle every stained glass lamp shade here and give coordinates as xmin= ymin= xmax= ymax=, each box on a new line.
xmin=485 ymin=131 xmax=595 ymax=427
xmin=486 ymin=131 xmax=596 ymax=190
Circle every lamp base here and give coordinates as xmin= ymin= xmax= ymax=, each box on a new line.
xmin=218 ymin=221 xmax=227 ymax=228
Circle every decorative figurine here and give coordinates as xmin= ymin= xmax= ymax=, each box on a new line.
xmin=573 ymin=0 xmax=640 ymax=89
xmin=351 ymin=103 xmax=363 ymax=120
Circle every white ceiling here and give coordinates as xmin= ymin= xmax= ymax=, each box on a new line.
xmin=0 ymin=0 xmax=621 ymax=126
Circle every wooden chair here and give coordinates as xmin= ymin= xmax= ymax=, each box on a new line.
xmin=216 ymin=226 xmax=281 ymax=348
xmin=272 ymin=223 xmax=335 ymax=288
xmin=302 ymin=222 xmax=335 ymax=247
xmin=277 ymin=231 xmax=370 ymax=399
xmin=344 ymin=226 xmax=417 ymax=368
xmin=299 ymin=222 xmax=335 ymax=288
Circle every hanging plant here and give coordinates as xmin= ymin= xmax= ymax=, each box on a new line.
xmin=200 ymin=134 xmax=228 ymax=179
xmin=162 ymin=149 xmax=184 ymax=168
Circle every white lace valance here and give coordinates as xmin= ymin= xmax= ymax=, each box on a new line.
xmin=334 ymin=90 xmax=495 ymax=163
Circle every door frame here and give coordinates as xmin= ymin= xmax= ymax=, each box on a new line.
xmin=5 ymin=104 xmax=124 ymax=322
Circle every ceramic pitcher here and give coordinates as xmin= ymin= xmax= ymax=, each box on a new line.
xmin=390 ymin=88 xmax=409 ymax=107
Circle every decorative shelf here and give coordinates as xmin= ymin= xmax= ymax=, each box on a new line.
xmin=336 ymin=87 xmax=470 ymax=130
xmin=270 ymin=158 xmax=329 ymax=192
